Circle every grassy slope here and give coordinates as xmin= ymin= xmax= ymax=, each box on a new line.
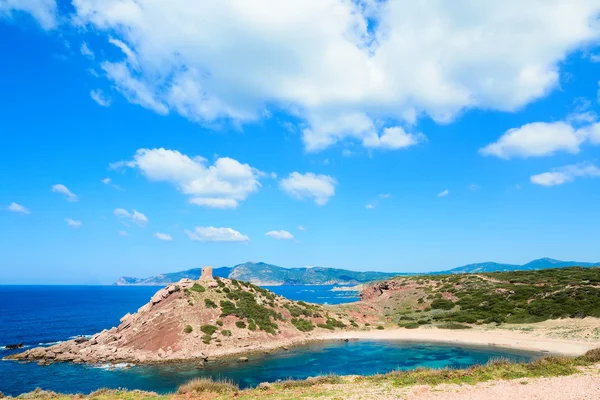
xmin=365 ymin=267 xmax=600 ymax=328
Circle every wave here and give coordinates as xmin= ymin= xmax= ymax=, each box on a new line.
xmin=92 ymin=362 xmax=133 ymax=370
xmin=68 ymin=334 xmax=92 ymax=340
xmin=38 ymin=341 xmax=63 ymax=346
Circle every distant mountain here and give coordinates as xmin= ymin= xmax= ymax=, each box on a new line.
xmin=116 ymin=267 xmax=232 ymax=285
xmin=115 ymin=258 xmax=600 ymax=286
xmin=115 ymin=262 xmax=399 ymax=286
xmin=440 ymin=258 xmax=600 ymax=274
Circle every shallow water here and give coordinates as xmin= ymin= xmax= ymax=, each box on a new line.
xmin=0 ymin=340 xmax=538 ymax=396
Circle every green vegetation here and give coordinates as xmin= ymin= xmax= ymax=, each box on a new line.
xmin=204 ymin=298 xmax=218 ymax=308
xmin=291 ymin=318 xmax=315 ymax=332
xmin=177 ymin=377 xmax=238 ymax=394
xmin=436 ymin=322 xmax=472 ymax=329
xmin=218 ymin=287 xmax=280 ymax=334
xmin=221 ymin=329 xmax=232 ymax=337
xmin=183 ymin=325 xmax=193 ymax=334
xmin=235 ymin=320 xmax=246 ymax=329
xmin=202 ymin=334 xmax=212 ymax=344
xmin=317 ymin=317 xmax=346 ymax=330
xmin=189 ymin=283 xmax=206 ymax=293
xmin=389 ymin=267 xmax=600 ymax=325
xmin=200 ymin=325 xmax=218 ymax=335
xmin=376 ymin=325 xmax=384 ymax=330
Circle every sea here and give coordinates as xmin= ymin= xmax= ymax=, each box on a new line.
xmin=0 ymin=285 xmax=536 ymax=396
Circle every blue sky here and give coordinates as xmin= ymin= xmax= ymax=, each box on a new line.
xmin=2 ymin=1 xmax=600 ymax=284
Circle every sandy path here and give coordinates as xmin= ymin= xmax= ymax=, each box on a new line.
xmin=320 ymin=325 xmax=600 ymax=356
xmin=401 ymin=370 xmax=600 ymax=400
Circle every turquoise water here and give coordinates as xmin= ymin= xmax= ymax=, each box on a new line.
xmin=1 ymin=340 xmax=537 ymax=396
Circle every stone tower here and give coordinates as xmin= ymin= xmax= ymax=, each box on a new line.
xmin=200 ymin=266 xmax=213 ymax=281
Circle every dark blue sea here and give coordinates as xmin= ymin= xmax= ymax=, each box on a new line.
xmin=0 ymin=285 xmax=536 ymax=396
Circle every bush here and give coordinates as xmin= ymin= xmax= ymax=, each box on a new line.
xmin=184 ymin=325 xmax=193 ymax=334
xmin=177 ymin=377 xmax=238 ymax=394
xmin=216 ymin=319 xmax=223 ymax=326
xmin=204 ymin=298 xmax=218 ymax=308
xmin=248 ymin=321 xmax=257 ymax=331
xmin=430 ymin=299 xmax=455 ymax=310
xmin=200 ymin=325 xmax=218 ymax=335
xmin=190 ymin=283 xmax=206 ymax=293
xmin=236 ymin=320 xmax=247 ymax=329
xmin=436 ymin=322 xmax=472 ymax=330
xmin=376 ymin=325 xmax=385 ymax=330
xmin=221 ymin=329 xmax=232 ymax=337
xmin=291 ymin=318 xmax=315 ymax=332
xmin=202 ymin=334 xmax=212 ymax=344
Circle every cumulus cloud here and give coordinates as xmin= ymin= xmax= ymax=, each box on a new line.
xmin=65 ymin=218 xmax=82 ymax=228
xmin=185 ymin=226 xmax=249 ymax=242
xmin=479 ymin=122 xmax=584 ymax=159
xmin=437 ymin=189 xmax=449 ymax=197
xmin=51 ymin=184 xmax=78 ymax=202
xmin=154 ymin=232 xmax=173 ymax=241
xmin=90 ymin=89 xmax=111 ymax=107
xmin=0 ymin=0 xmax=57 ymax=29
xmin=7 ymin=202 xmax=30 ymax=214
xmin=114 ymin=208 xmax=148 ymax=227
xmin=265 ymin=230 xmax=294 ymax=240
xmin=65 ymin=0 xmax=600 ymax=151
xmin=279 ymin=172 xmax=336 ymax=205
xmin=110 ymin=148 xmax=261 ymax=208
xmin=530 ymin=163 xmax=600 ymax=186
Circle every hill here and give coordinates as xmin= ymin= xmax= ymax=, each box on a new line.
xmin=115 ymin=262 xmax=399 ymax=286
xmin=361 ymin=266 xmax=600 ymax=326
xmin=441 ymin=257 xmax=600 ymax=274
xmin=115 ymin=258 xmax=600 ymax=286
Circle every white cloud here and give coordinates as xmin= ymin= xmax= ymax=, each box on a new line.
xmin=0 ymin=0 xmax=57 ymax=29
xmin=185 ymin=226 xmax=249 ymax=242
xmin=80 ymin=42 xmax=94 ymax=58
xmin=90 ymin=89 xmax=111 ymax=107
xmin=468 ymin=184 xmax=480 ymax=191
xmin=265 ymin=230 xmax=294 ymax=240
xmin=51 ymin=184 xmax=79 ymax=202
xmin=65 ymin=218 xmax=82 ymax=228
xmin=7 ymin=202 xmax=30 ymax=214
xmin=366 ymin=193 xmax=392 ymax=209
xmin=111 ymin=148 xmax=261 ymax=208
xmin=362 ymin=127 xmax=426 ymax=151
xmin=437 ymin=189 xmax=449 ymax=197
xmin=114 ymin=208 xmax=148 ymax=227
xmin=530 ymin=163 xmax=600 ymax=187
xmin=101 ymin=178 xmax=111 ymax=184
xmin=480 ymin=122 xmax=584 ymax=159
xmin=297 ymin=225 xmax=305 ymax=231
xmin=70 ymin=0 xmax=600 ymax=151
xmin=154 ymin=232 xmax=173 ymax=241
xmin=118 ymin=230 xmax=128 ymax=236
xmin=365 ymin=203 xmax=375 ymax=210
xmin=279 ymin=172 xmax=336 ymax=205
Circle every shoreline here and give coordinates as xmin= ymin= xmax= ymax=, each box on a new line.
xmin=7 ymin=323 xmax=597 ymax=366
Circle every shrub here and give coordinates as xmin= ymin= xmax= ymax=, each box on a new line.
xmin=376 ymin=325 xmax=385 ymax=330
xmin=216 ymin=319 xmax=223 ymax=326
xmin=184 ymin=325 xmax=193 ymax=334
xmin=221 ymin=329 xmax=232 ymax=337
xmin=202 ymin=334 xmax=212 ymax=344
xmin=248 ymin=321 xmax=257 ymax=331
xmin=177 ymin=377 xmax=238 ymax=394
xmin=437 ymin=322 xmax=472 ymax=329
xmin=291 ymin=318 xmax=315 ymax=332
xmin=236 ymin=320 xmax=247 ymax=329
xmin=430 ymin=299 xmax=455 ymax=310
xmin=200 ymin=325 xmax=218 ymax=335
xmin=204 ymin=298 xmax=217 ymax=308
xmin=190 ymin=283 xmax=206 ymax=293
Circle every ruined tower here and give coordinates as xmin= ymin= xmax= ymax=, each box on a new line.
xmin=200 ymin=266 xmax=213 ymax=281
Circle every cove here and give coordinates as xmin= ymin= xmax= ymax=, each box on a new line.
xmin=0 ymin=340 xmax=539 ymax=396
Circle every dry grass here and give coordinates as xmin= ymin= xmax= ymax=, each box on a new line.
xmin=176 ymin=377 xmax=238 ymax=394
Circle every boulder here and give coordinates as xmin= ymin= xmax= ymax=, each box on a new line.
xmin=238 ymin=357 xmax=249 ymax=362
xmin=4 ymin=343 xmax=24 ymax=350
xmin=258 ymin=382 xmax=271 ymax=390
xmin=45 ymin=351 xmax=56 ymax=360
